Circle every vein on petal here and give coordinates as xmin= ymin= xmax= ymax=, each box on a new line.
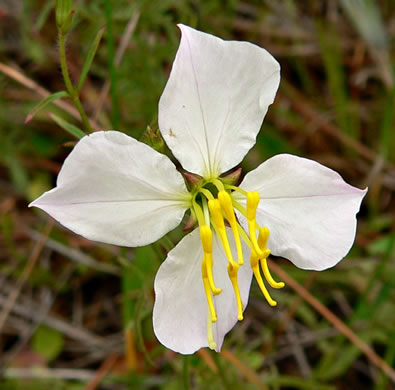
xmin=183 ymin=30 xmax=212 ymax=176
xmin=212 ymin=97 xmax=231 ymax=175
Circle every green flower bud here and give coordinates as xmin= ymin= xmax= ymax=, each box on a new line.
xmin=55 ymin=0 xmax=73 ymax=30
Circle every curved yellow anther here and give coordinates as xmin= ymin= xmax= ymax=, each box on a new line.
xmin=218 ymin=191 xmax=244 ymax=265
xmin=200 ymin=225 xmax=221 ymax=295
xmin=257 ymin=226 xmax=285 ymax=289
xmin=202 ymin=257 xmax=217 ymax=323
xmin=227 ymin=263 xmax=244 ymax=320
xmin=208 ymin=199 xmax=238 ymax=269
xmin=246 ymin=192 xmax=263 ymax=257
xmin=250 ymin=252 xmax=277 ymax=307
xmin=261 ymin=257 xmax=285 ymax=289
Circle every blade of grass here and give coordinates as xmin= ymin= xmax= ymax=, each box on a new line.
xmin=339 ymin=0 xmax=393 ymax=88
xmin=93 ymin=10 xmax=140 ymax=120
xmin=374 ymin=330 xmax=395 ymax=390
xmin=280 ymin=79 xmax=395 ymax=173
xmin=221 ymin=350 xmax=268 ymax=390
xmin=0 ymin=62 xmax=101 ymax=130
xmin=353 ymin=236 xmax=394 ymax=320
xmin=25 ymin=90 xmax=69 ymax=124
xmin=379 ymin=87 xmax=395 ymax=161
xmin=316 ymin=21 xmax=358 ymax=140
xmin=49 ymin=113 xmax=86 ymax=139
xmin=268 ymin=260 xmax=395 ymax=383
xmin=34 ymin=0 xmax=55 ymax=31
xmin=77 ymin=26 xmax=106 ymax=93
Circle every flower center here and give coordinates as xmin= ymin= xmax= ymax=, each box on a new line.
xmin=190 ymin=178 xmax=285 ymax=350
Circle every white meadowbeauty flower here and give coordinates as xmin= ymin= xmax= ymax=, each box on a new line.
xmin=30 ymin=24 xmax=367 ymax=354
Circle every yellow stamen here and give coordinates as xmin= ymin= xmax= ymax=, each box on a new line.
xmin=227 ymin=263 xmax=243 ymax=320
xmin=202 ymin=256 xmax=217 ymax=322
xmin=200 ymin=187 xmax=214 ymax=201
xmin=256 ymin=227 xmax=285 ymax=289
xmin=200 ymin=225 xmax=221 ymax=295
xmin=238 ymin=223 xmax=252 ymax=250
xmin=208 ymin=199 xmax=238 ymax=269
xmin=218 ymin=191 xmax=244 ymax=265
xmin=232 ymin=199 xmax=248 ymax=219
xmin=261 ymin=257 xmax=285 ymax=289
xmin=225 ymin=184 xmax=248 ymax=196
xmin=207 ymin=306 xmax=217 ymax=350
xmin=257 ymin=226 xmax=269 ymax=249
xmin=250 ymin=252 xmax=277 ymax=307
xmin=246 ymin=192 xmax=263 ymax=257
xmin=211 ymin=178 xmax=225 ymax=192
xmin=192 ymin=197 xmax=206 ymax=226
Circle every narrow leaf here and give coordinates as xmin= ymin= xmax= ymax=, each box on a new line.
xmin=77 ymin=26 xmax=106 ymax=93
xmin=49 ymin=113 xmax=86 ymax=139
xmin=25 ymin=91 xmax=69 ymax=124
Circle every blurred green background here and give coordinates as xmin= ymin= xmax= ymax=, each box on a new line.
xmin=0 ymin=0 xmax=394 ymax=389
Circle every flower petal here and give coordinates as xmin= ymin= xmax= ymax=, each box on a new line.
xmin=30 ymin=131 xmax=190 ymax=247
xmin=159 ymin=24 xmax=280 ymax=178
xmin=239 ymin=154 xmax=367 ymax=270
xmin=153 ymin=227 xmax=253 ymax=354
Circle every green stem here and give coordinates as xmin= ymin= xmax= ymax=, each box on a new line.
xmin=182 ymin=355 xmax=191 ymax=390
xmin=212 ymin=353 xmax=232 ymax=390
xmin=104 ymin=0 xmax=119 ymax=128
xmin=58 ymin=31 xmax=93 ymax=133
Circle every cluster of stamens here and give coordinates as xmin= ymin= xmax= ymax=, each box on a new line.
xmin=190 ymin=178 xmax=285 ymax=350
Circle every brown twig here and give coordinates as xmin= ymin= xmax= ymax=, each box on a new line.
xmin=0 ymin=219 xmax=54 ymax=334
xmin=84 ymin=354 xmax=120 ymax=390
xmin=221 ymin=350 xmax=269 ymax=390
xmin=280 ymin=80 xmax=395 ymax=173
xmin=4 ymin=368 xmax=95 ymax=381
xmin=0 ymin=62 xmax=101 ymax=131
xmin=27 ymin=229 xmax=120 ymax=275
xmin=93 ymin=10 xmax=140 ymax=121
xmin=268 ymin=260 xmax=395 ymax=383
xmin=197 ymin=349 xmax=218 ymax=372
xmin=0 ymin=291 xmax=108 ymax=348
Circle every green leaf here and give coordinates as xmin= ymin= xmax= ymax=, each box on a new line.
xmin=34 ymin=0 xmax=55 ymax=32
xmin=25 ymin=91 xmax=69 ymax=124
xmin=49 ymin=113 xmax=86 ymax=139
xmin=32 ymin=325 xmax=64 ymax=361
xmin=77 ymin=26 xmax=106 ymax=93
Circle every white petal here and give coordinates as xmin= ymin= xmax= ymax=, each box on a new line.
xmin=158 ymin=24 xmax=280 ymax=178
xmin=153 ymin=228 xmax=253 ymax=354
xmin=30 ymin=131 xmax=190 ymax=247
xmin=239 ymin=154 xmax=367 ymax=270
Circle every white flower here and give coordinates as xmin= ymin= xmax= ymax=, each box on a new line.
xmin=30 ymin=24 xmax=367 ymax=354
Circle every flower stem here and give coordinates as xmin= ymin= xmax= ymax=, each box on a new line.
xmin=182 ymin=355 xmax=191 ymax=390
xmin=212 ymin=353 xmax=232 ymax=389
xmin=58 ymin=31 xmax=93 ymax=133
